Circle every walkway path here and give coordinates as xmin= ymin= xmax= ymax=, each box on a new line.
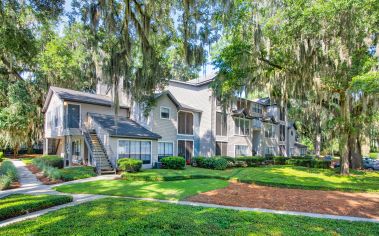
xmin=0 ymin=159 xmax=378 ymax=228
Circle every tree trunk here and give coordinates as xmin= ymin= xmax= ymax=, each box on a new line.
xmin=314 ymin=130 xmax=321 ymax=157
xmin=351 ymin=135 xmax=362 ymax=169
xmin=13 ymin=144 xmax=19 ymax=159
xmin=27 ymin=139 xmax=33 ymax=154
xmin=339 ymin=93 xmax=350 ymax=175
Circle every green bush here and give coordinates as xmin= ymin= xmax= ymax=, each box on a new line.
xmin=161 ymin=156 xmax=186 ymax=170
xmin=0 ymin=194 xmax=73 ymax=221
xmin=224 ymin=156 xmax=265 ymax=167
xmin=192 ymin=157 xmax=228 ymax=170
xmin=0 ymin=175 xmax=12 ymax=190
xmin=0 ymin=152 xmax=3 ymax=162
xmin=273 ymin=156 xmax=288 ymax=165
xmin=118 ymin=158 xmax=143 ymax=172
xmin=43 ymin=166 xmax=61 ymax=180
xmin=38 ymin=155 xmax=64 ymax=168
xmin=0 ymin=160 xmax=18 ymax=182
xmin=369 ymin=153 xmax=378 ymax=159
xmin=286 ymin=158 xmax=331 ymax=169
xmin=59 ymin=167 xmax=96 ymax=181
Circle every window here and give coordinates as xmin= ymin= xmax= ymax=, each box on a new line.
xmin=265 ymin=124 xmax=275 ymax=138
xmin=216 ymin=142 xmax=227 ymax=156
xmin=178 ymin=111 xmax=193 ymax=135
xmin=118 ymin=140 xmax=152 ymax=164
xmin=160 ymin=107 xmax=170 ymax=119
xmin=235 ymin=145 xmax=248 ymax=156
xmin=279 ymin=124 xmax=286 ymax=141
xmin=252 ymin=103 xmax=262 ymax=114
xmin=279 ymin=145 xmax=286 ymax=156
xmin=289 ymin=147 xmax=295 ymax=156
xmin=178 ymin=140 xmax=193 ymax=164
xmin=279 ymin=107 xmax=285 ymax=121
xmin=216 ymin=112 xmax=227 ymax=136
xmin=265 ymin=147 xmax=275 ymax=156
xmin=234 ymin=118 xmax=250 ymax=136
xmin=158 ymin=142 xmax=174 ymax=161
xmin=300 ymin=148 xmax=307 ymax=156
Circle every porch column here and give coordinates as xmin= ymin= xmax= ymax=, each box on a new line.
xmin=44 ymin=138 xmax=49 ymax=155
xmin=68 ymin=136 xmax=73 ymax=166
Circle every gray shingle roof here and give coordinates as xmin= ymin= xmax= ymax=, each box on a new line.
xmin=154 ymin=91 xmax=202 ymax=113
xmin=89 ymin=113 xmax=161 ymax=139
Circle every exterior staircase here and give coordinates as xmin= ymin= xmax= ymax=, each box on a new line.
xmin=84 ymin=130 xmax=116 ymax=175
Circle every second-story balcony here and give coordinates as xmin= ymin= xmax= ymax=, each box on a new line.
xmin=252 ymin=119 xmax=262 ymax=130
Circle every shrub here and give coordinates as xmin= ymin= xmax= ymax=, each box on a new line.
xmin=43 ymin=166 xmax=62 ymax=180
xmin=0 ymin=175 xmax=12 ymax=190
xmin=192 ymin=157 xmax=228 ymax=170
xmin=118 ymin=158 xmax=143 ymax=172
xmin=38 ymin=155 xmax=64 ymax=168
xmin=273 ymin=156 xmax=288 ymax=165
xmin=161 ymin=156 xmax=186 ymax=170
xmin=225 ymin=156 xmax=265 ymax=167
xmin=0 ymin=152 xmax=3 ymax=162
xmin=286 ymin=158 xmax=331 ymax=169
xmin=0 ymin=160 xmax=18 ymax=182
xmin=311 ymin=160 xmax=331 ymax=169
xmin=0 ymin=194 xmax=73 ymax=221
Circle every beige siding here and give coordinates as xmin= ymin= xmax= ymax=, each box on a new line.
xmin=167 ymin=82 xmax=215 ymax=156
xmin=45 ymin=93 xmax=64 ymax=138
xmin=151 ymin=95 xmax=178 ymax=156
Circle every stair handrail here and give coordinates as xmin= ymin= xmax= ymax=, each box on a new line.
xmin=86 ymin=114 xmax=117 ymax=169
xmin=80 ymin=119 xmax=102 ymax=174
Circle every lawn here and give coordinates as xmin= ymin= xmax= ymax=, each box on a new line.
xmin=55 ymin=178 xmax=229 ymax=200
xmin=0 ymin=194 xmax=73 ymax=220
xmin=0 ymin=198 xmax=378 ymax=236
xmin=122 ymin=166 xmax=379 ymax=192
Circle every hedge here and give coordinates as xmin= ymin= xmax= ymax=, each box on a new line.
xmin=118 ymin=158 xmax=142 ymax=172
xmin=286 ymin=158 xmax=331 ymax=169
xmin=224 ymin=156 xmax=265 ymax=167
xmin=161 ymin=156 xmax=186 ymax=169
xmin=192 ymin=157 xmax=228 ymax=170
xmin=32 ymin=158 xmax=62 ymax=180
xmin=0 ymin=194 xmax=73 ymax=221
xmin=34 ymin=155 xmax=64 ymax=168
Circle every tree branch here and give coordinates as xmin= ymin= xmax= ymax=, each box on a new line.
xmin=0 ymin=56 xmax=23 ymax=80
xmin=258 ymin=57 xmax=283 ymax=70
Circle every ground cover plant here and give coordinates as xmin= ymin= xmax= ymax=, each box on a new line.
xmin=55 ymin=178 xmax=229 ymax=200
xmin=58 ymin=166 xmax=96 ymax=181
xmin=0 ymin=194 xmax=73 ymax=220
xmin=0 ymin=160 xmax=18 ymax=190
xmin=0 ymin=198 xmax=378 ymax=236
xmin=122 ymin=166 xmax=379 ymax=192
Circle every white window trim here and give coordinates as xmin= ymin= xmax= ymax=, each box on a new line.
xmin=177 ymin=111 xmax=194 ymax=136
xmin=158 ymin=141 xmax=175 ymax=157
xmin=264 ymin=146 xmax=275 ymax=155
xmin=234 ymin=117 xmax=250 ymax=136
xmin=160 ymin=106 xmax=171 ymax=120
xmin=177 ymin=139 xmax=194 ymax=157
xmin=65 ymin=102 xmax=82 ymax=128
xmin=117 ymin=139 xmax=153 ymax=167
xmin=234 ymin=144 xmax=249 ymax=157
xmin=216 ymin=141 xmax=228 ymax=156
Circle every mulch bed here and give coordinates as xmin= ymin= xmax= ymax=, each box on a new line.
xmin=8 ymin=181 xmax=21 ymax=189
xmin=187 ymin=182 xmax=379 ymax=219
xmin=25 ymin=164 xmax=63 ymax=185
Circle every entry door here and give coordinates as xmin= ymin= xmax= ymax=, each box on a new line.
xmin=178 ymin=140 xmax=193 ymax=164
xmin=67 ymin=104 xmax=80 ymax=128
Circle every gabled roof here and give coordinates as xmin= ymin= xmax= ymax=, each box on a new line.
xmin=155 ymin=90 xmax=202 ymax=113
xmin=89 ymin=113 xmax=161 ymax=139
xmin=43 ymin=86 xmax=128 ymax=112
xmin=295 ymin=142 xmax=308 ymax=148
xmin=169 ymin=73 xmax=217 ymax=87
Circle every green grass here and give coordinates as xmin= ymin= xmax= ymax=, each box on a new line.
xmin=369 ymin=153 xmax=378 ymax=159
xmin=55 ymin=178 xmax=229 ymax=200
xmin=58 ymin=166 xmax=96 ymax=181
xmin=0 ymin=198 xmax=378 ymax=236
xmin=0 ymin=194 xmax=73 ymax=220
xmin=20 ymin=157 xmax=34 ymax=165
xmin=122 ymin=166 xmax=379 ymax=192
